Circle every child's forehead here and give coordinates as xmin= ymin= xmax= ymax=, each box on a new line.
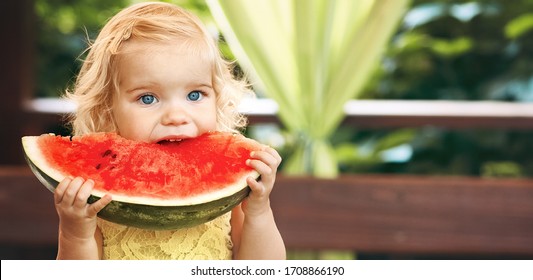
xmin=113 ymin=39 xmax=216 ymax=74
xmin=121 ymin=38 xmax=185 ymax=52
xmin=119 ymin=37 xmax=212 ymax=57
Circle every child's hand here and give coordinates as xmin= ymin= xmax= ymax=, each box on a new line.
xmin=243 ymin=145 xmax=282 ymax=217
xmin=54 ymin=177 xmax=112 ymax=241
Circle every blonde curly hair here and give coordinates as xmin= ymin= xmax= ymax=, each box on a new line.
xmin=65 ymin=2 xmax=250 ymax=136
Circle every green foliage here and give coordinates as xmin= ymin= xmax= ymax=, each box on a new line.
xmin=505 ymin=13 xmax=533 ymax=39
xmin=34 ymin=0 xmax=128 ymax=97
xmin=363 ymin=0 xmax=533 ymax=101
xmin=481 ymin=161 xmax=524 ymax=178
xmin=334 ymin=0 xmax=533 ymax=178
xmin=333 ymin=129 xmax=417 ymax=173
xmin=430 ymin=36 xmax=473 ymax=57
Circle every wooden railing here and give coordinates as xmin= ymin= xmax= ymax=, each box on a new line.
xmin=271 ymin=175 xmax=533 ymax=256
xmin=232 ymin=99 xmax=533 ymax=127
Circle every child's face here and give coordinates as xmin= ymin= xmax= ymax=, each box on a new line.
xmin=112 ymin=40 xmax=218 ymax=143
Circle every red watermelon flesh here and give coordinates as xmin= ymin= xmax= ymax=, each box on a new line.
xmin=23 ymin=132 xmax=262 ymax=206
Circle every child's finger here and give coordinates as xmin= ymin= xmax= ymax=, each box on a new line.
xmin=263 ymin=146 xmax=282 ymax=163
xmin=246 ymin=176 xmax=266 ymax=196
xmin=247 ymin=158 xmax=273 ymax=177
xmin=255 ymin=145 xmax=282 ymax=162
xmin=88 ymin=194 xmax=112 ymax=217
xmin=250 ymin=152 xmax=278 ymax=170
xmin=54 ymin=177 xmax=72 ymax=204
xmin=61 ymin=177 xmax=85 ymax=206
xmin=73 ymin=179 xmax=95 ymax=208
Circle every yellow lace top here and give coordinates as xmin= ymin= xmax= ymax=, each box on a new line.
xmin=97 ymin=212 xmax=233 ymax=260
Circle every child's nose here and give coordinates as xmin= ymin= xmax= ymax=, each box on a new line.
xmin=161 ymin=105 xmax=189 ymax=126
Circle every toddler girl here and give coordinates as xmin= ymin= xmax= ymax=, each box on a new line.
xmin=54 ymin=1 xmax=285 ymax=260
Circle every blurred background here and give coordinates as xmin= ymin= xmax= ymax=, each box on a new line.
xmin=1 ymin=0 xmax=532 ymax=260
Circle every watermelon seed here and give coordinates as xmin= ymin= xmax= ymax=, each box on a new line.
xmin=102 ymin=149 xmax=112 ymax=157
xmin=112 ymin=154 xmax=117 ymax=159
xmin=96 ymin=164 xmax=101 ymax=170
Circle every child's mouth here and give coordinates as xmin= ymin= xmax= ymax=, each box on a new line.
xmin=157 ymin=139 xmax=183 ymax=145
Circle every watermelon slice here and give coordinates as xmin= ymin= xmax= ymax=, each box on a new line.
xmin=21 ymin=132 xmax=261 ymax=230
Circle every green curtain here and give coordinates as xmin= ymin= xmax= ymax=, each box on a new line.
xmin=208 ymin=0 xmax=410 ymax=177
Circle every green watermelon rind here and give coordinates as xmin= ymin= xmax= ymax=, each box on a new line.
xmin=21 ymin=134 xmax=258 ymax=230
xmin=24 ymin=150 xmax=253 ymax=230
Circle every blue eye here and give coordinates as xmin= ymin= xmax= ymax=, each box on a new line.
xmin=139 ymin=95 xmax=157 ymax=105
xmin=187 ymin=91 xmax=202 ymax=101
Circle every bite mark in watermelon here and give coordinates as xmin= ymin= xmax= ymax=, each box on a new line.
xmin=21 ymin=131 xmax=262 ymax=230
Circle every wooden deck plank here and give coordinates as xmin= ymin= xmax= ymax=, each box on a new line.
xmin=270 ymin=175 xmax=533 ymax=255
